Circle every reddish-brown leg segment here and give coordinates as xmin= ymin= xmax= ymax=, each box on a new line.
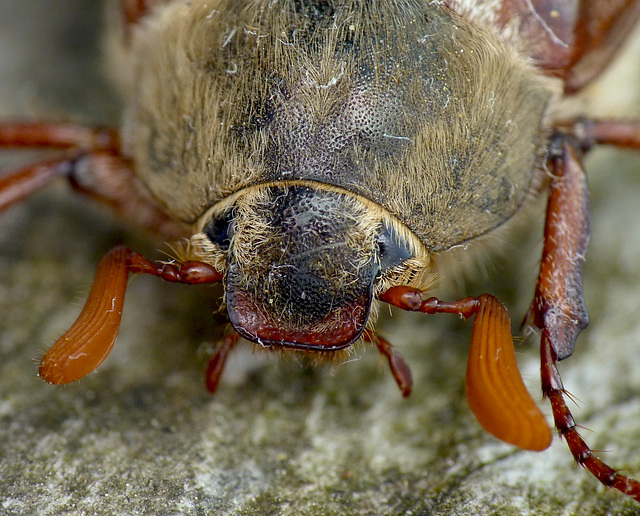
xmin=556 ymin=118 xmax=640 ymax=151
xmin=0 ymin=122 xmax=119 ymax=150
xmin=0 ymin=122 xmax=187 ymax=239
xmin=531 ymin=132 xmax=640 ymax=500
xmin=0 ymin=123 xmax=119 ymax=210
xmin=205 ymin=332 xmax=240 ymax=394
xmin=0 ymin=157 xmax=77 ymax=210
xmin=541 ymin=334 xmax=640 ymax=500
xmin=363 ymin=330 xmax=413 ymax=398
xmin=39 ymin=246 xmax=223 ymax=385
xmin=379 ymin=288 xmax=552 ymax=451
xmin=531 ymin=135 xmax=590 ymax=361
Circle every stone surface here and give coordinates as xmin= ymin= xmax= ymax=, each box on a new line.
xmin=1 ymin=2 xmax=640 ymax=515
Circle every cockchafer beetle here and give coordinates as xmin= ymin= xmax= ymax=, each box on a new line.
xmin=1 ymin=0 xmax=640 ymax=502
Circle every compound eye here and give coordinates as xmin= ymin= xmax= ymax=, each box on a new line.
xmin=377 ymin=223 xmax=413 ymax=271
xmin=204 ymin=211 xmax=235 ymax=250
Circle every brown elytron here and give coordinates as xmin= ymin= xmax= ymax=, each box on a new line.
xmin=1 ymin=0 xmax=640 ymax=501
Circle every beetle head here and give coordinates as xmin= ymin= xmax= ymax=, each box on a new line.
xmin=194 ymin=182 xmax=420 ymax=351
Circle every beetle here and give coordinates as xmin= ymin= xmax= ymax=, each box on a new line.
xmin=1 ymin=0 xmax=640 ymax=502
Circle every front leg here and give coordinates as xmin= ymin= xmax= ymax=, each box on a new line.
xmin=531 ymin=131 xmax=640 ymax=500
xmin=531 ymin=133 xmax=590 ymax=361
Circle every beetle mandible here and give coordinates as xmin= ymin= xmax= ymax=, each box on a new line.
xmin=1 ymin=0 xmax=640 ymax=502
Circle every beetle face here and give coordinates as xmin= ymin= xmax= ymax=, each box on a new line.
xmin=197 ymin=183 xmax=415 ymax=350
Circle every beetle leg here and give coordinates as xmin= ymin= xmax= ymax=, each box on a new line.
xmin=0 ymin=121 xmax=120 ymax=151
xmin=205 ymin=332 xmax=239 ymax=394
xmin=0 ymin=122 xmax=188 ymax=239
xmin=531 ymin=133 xmax=640 ymax=499
xmin=530 ymin=134 xmax=590 ymax=361
xmin=39 ymin=245 xmax=223 ymax=385
xmin=0 ymin=157 xmax=76 ymax=211
xmin=0 ymin=122 xmax=119 ymax=210
xmin=541 ymin=330 xmax=640 ymax=500
xmin=68 ymin=152 xmax=189 ymax=239
xmin=555 ymin=118 xmax=640 ymax=151
xmin=379 ymin=287 xmax=552 ymax=451
xmin=362 ymin=330 xmax=413 ymax=398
